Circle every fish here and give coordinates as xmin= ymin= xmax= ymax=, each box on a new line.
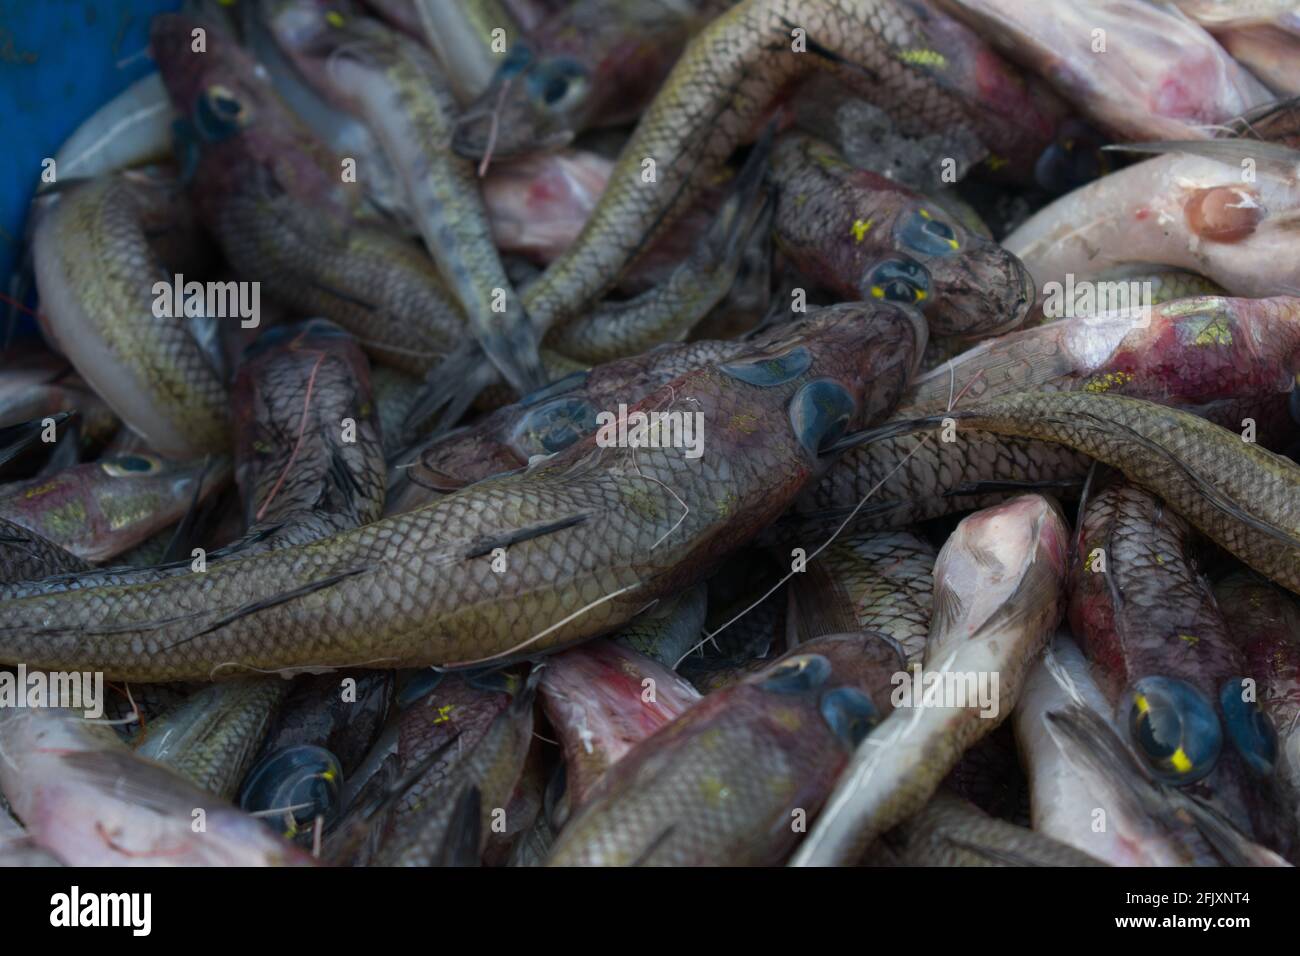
xmin=1015 ymin=632 xmax=1238 ymax=866
xmin=933 ymin=0 xmax=1271 ymax=141
xmin=150 ymin=13 xmax=466 ymax=377
xmin=540 ymin=639 xmax=701 ymax=806
xmin=1068 ymin=479 xmax=1271 ymax=839
xmin=790 ymin=494 xmax=1069 ymax=866
xmin=412 ymin=0 xmax=523 ymax=103
xmin=1215 ymin=571 xmax=1300 ymax=859
xmin=133 ymin=679 xmax=288 ymax=800
xmin=1005 ymin=143 xmax=1300 ymax=299
xmin=481 ymin=149 xmax=613 ymax=262
xmin=257 ymin=671 xmax=394 ymax=777
xmin=0 ymin=301 xmax=922 ymax=681
xmin=454 ymin=0 xmax=729 ymax=159
xmin=789 ymin=530 xmax=936 ymax=665
xmin=0 ymin=707 xmax=313 ymax=866
xmin=1174 ymin=2 xmax=1300 ymax=96
xmin=518 ymin=0 xmax=1071 ymax=336
xmin=770 ymin=133 xmax=1035 ymax=338
xmin=0 ymin=453 xmax=229 ymax=563
xmin=31 ymin=173 xmax=230 ymax=458
xmin=232 ymin=319 xmax=386 ymax=548
xmin=542 ymin=134 xmax=774 ymax=362
xmin=0 ymin=516 xmax=90 ymax=585
xmin=836 ymin=391 xmax=1300 ymax=595
xmin=865 ymin=789 xmax=1106 ymax=865
xmin=262 ymin=1 xmax=546 ymax=395
xmin=378 ymin=669 xmax=540 ymax=865
xmin=546 ymin=632 xmax=903 ymax=865
xmin=613 ymin=583 xmax=708 ymax=669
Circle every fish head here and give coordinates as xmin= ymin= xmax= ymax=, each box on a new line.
xmin=879 ymin=203 xmax=1036 ymax=338
xmin=151 ymin=13 xmax=353 ymax=213
xmin=453 ymin=42 xmax=593 ymax=159
xmin=721 ymin=302 xmax=926 ymax=471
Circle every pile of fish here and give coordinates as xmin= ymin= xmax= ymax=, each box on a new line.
xmin=2 ymin=0 xmax=1300 ymax=867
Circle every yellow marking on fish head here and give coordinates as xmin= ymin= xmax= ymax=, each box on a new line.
xmin=898 ymin=48 xmax=947 ymax=69
xmin=1178 ymin=633 xmax=1199 ymax=647
xmin=698 ymin=775 xmax=733 ymax=806
xmin=1192 ymin=316 xmax=1233 ymax=347
xmin=729 ymin=413 xmax=759 ymax=434
xmin=1170 ymin=747 xmax=1193 ymax=774
xmin=432 ymin=703 xmax=454 ymax=725
xmin=326 ymin=10 xmax=346 ymax=28
xmin=21 ymin=481 xmax=57 ymax=500
xmin=850 ymin=218 xmax=873 ymax=242
xmin=771 ymin=706 xmax=803 ymax=732
xmin=1134 ymin=693 xmax=1150 ymax=715
xmin=1082 ymin=370 xmax=1134 ymax=394
xmin=985 ymin=155 xmax=1008 ymax=172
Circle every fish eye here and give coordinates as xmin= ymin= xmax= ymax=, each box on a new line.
xmin=1127 ymin=676 xmax=1222 ymax=785
xmin=1219 ymin=678 xmax=1278 ymax=776
xmin=789 ymin=379 xmax=856 ymax=456
xmin=758 ymin=653 xmax=832 ymax=694
xmin=499 ymin=42 xmax=533 ymax=78
xmin=528 ymin=58 xmax=589 ymax=110
xmin=509 ymin=397 xmax=599 ymax=459
xmin=820 ymin=687 xmax=879 ymax=747
xmin=897 ymin=209 xmax=960 ymax=257
xmin=239 ymin=745 xmax=344 ymax=839
xmin=863 ymin=257 xmax=931 ymax=305
xmin=195 ymin=84 xmax=251 ymax=142
xmin=100 ymin=455 xmax=159 ymax=477
xmin=717 ymin=345 xmax=812 ymax=387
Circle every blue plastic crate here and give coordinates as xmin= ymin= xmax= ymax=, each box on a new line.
xmin=0 ymin=0 xmax=181 ymax=327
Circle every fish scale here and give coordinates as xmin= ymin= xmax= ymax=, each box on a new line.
xmin=0 ymin=303 xmax=921 ymax=681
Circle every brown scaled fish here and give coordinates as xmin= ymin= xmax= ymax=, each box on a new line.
xmin=546 ymin=632 xmax=903 ymax=865
xmin=0 ymin=301 xmax=923 ymax=681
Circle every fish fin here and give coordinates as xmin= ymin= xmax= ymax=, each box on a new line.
xmin=434 ymin=785 xmax=483 ymax=867
xmin=790 ymin=560 xmax=860 ymax=641
xmin=402 ymin=341 xmax=501 ymax=438
xmin=1103 ymin=139 xmax=1300 ymax=178
xmin=461 ymin=513 xmax=591 ymax=560
xmin=161 ymin=456 xmax=216 ymax=565
xmin=823 ymin=414 xmax=945 ymax=456
xmin=1043 ymin=705 xmax=1279 ymax=866
xmin=0 ymin=411 xmax=73 ymax=469
xmin=1081 ymin=409 xmax=1300 ymax=553
xmin=163 ymin=565 xmax=373 ymax=649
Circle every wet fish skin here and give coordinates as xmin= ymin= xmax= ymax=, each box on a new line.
xmin=1214 ymin=571 xmax=1300 ymax=858
xmin=0 ymin=302 xmax=922 ymax=682
xmin=0 ymin=453 xmax=229 ymax=563
xmin=1069 ymin=480 xmax=1259 ymax=832
xmin=263 ymin=1 xmax=545 ymax=395
xmin=32 ymin=174 xmax=230 ymax=459
xmin=517 ymin=0 xmax=1025 ymax=334
xmin=1005 ymin=146 xmax=1300 ymax=299
xmin=933 ymin=0 xmax=1270 ymax=141
xmin=1014 ymin=632 xmax=1227 ymax=866
xmin=540 ymin=639 xmax=701 ymax=806
xmin=0 ymin=516 xmax=90 ymax=585
xmin=791 ymin=530 xmax=936 ymax=665
xmin=869 ymin=789 xmax=1106 ymax=865
xmin=613 ymin=584 xmax=708 ymax=669
xmin=542 ymin=140 xmax=773 ymax=363
xmin=771 ymin=133 xmax=1035 ymax=338
xmin=858 ymin=392 xmax=1300 ymax=595
xmin=134 ymin=679 xmax=288 ymax=800
xmin=794 ymin=296 xmax=1300 ymax=534
xmin=233 ymin=319 xmax=386 ymax=546
xmin=380 ymin=670 xmax=539 ymax=866
xmin=547 ymin=632 xmax=904 ymax=866
xmin=150 ymin=13 xmax=466 ymax=376
xmin=791 ymin=494 xmax=1070 ymax=866
xmin=0 ymin=708 xmax=314 ymax=866
xmin=454 ymin=0 xmax=728 ymax=159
